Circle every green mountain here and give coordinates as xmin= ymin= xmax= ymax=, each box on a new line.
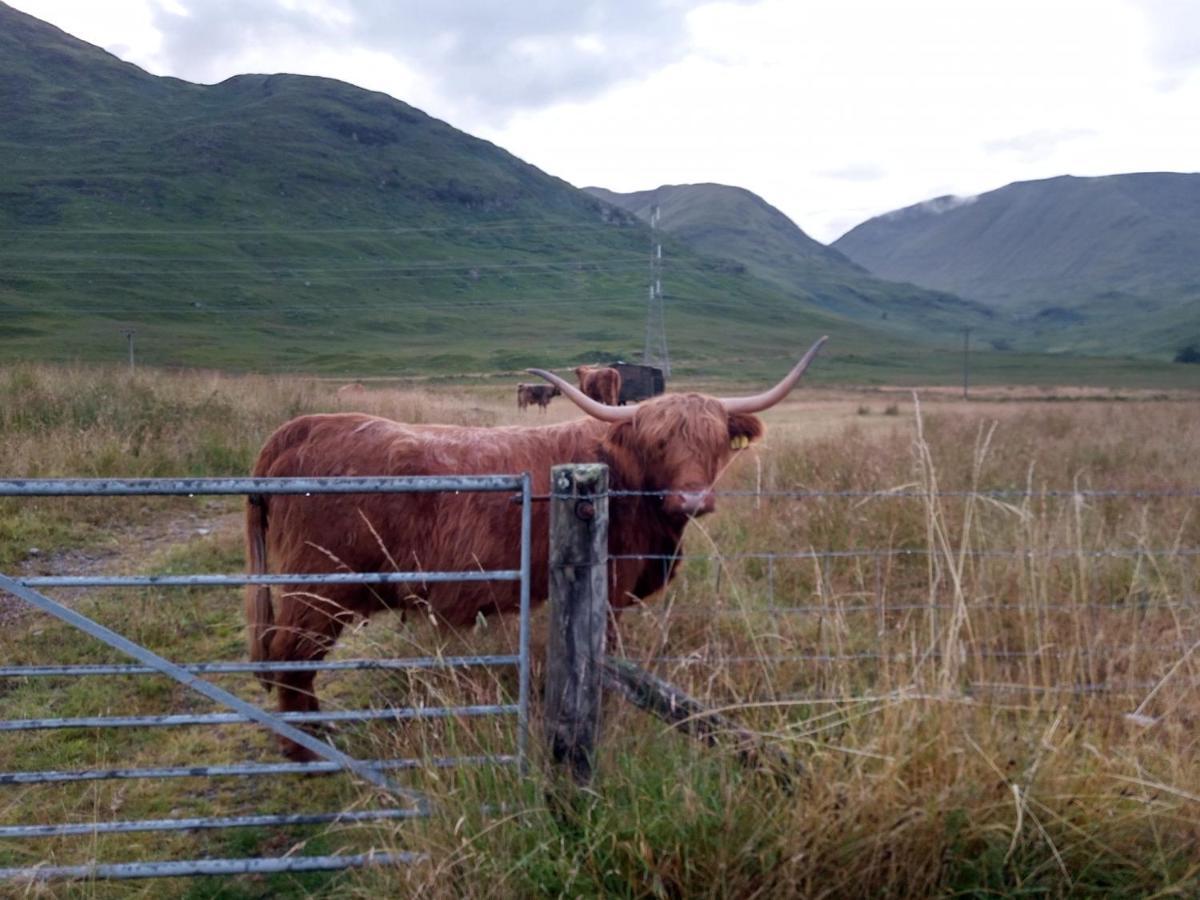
xmin=0 ymin=3 xmax=1190 ymax=387
xmin=0 ymin=0 xmax=929 ymax=381
xmin=833 ymin=173 xmax=1200 ymax=358
xmin=585 ymin=183 xmax=994 ymax=339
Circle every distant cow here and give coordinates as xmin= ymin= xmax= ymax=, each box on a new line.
xmin=246 ymin=338 xmax=828 ymax=760
xmin=516 ymin=382 xmax=560 ymax=411
xmin=574 ymin=365 xmax=621 ymax=406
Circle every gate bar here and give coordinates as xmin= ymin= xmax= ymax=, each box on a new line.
xmin=0 ymin=475 xmax=522 ymax=496
xmin=19 ymin=570 xmax=518 ymax=588
xmin=516 ymin=473 xmax=533 ymax=771
xmin=0 ymin=574 xmax=421 ymax=803
xmin=0 ymin=754 xmax=517 ymax=786
xmin=0 ymin=852 xmax=426 ymax=882
xmin=0 ymin=703 xmax=518 ymax=732
xmin=0 ymin=807 xmax=427 ymax=839
xmin=0 ymin=654 xmax=518 ymax=678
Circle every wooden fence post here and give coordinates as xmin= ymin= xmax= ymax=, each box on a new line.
xmin=544 ymin=462 xmax=609 ymax=784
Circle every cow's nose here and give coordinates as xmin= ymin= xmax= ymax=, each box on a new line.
xmin=676 ymin=489 xmax=715 ymax=517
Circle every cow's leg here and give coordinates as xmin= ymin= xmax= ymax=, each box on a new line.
xmin=267 ymin=586 xmax=361 ymax=762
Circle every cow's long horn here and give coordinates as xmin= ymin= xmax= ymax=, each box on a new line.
xmin=526 ymin=368 xmax=636 ymax=422
xmin=718 ymin=336 xmax=829 ymax=414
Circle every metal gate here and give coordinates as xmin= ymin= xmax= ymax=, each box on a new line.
xmin=0 ymin=474 xmax=533 ymax=883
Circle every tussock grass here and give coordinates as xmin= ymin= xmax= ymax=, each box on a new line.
xmin=1 ymin=365 xmax=1200 ymax=896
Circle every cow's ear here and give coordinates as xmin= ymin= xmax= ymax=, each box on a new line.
xmin=727 ymin=413 xmax=764 ymax=450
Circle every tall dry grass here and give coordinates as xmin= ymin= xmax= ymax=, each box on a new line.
xmin=361 ymin=395 xmax=1200 ymax=898
xmin=0 ymin=363 xmax=501 ymax=567
xmin=1 ymin=365 xmax=1199 ymax=896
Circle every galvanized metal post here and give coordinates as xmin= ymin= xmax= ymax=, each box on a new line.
xmin=544 ymin=463 xmax=609 ymax=784
xmin=516 ymin=472 xmax=533 ymax=773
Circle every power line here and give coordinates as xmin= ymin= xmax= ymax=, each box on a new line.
xmin=0 ymin=259 xmax=652 ymax=277
xmin=642 ymin=204 xmax=670 ymax=377
xmin=0 ymin=219 xmax=645 ymax=238
xmin=2 ymin=293 xmax=652 ymax=317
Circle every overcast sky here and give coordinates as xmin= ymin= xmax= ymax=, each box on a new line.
xmin=12 ymin=0 xmax=1200 ymax=241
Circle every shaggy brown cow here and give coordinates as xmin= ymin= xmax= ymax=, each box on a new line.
xmin=516 ymin=382 xmax=560 ymax=411
xmin=246 ymin=337 xmax=827 ymax=760
xmin=574 ymin=365 xmax=621 ymax=406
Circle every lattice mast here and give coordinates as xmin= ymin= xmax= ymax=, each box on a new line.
xmin=642 ymin=203 xmax=670 ymax=377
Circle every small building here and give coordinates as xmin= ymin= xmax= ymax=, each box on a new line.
xmin=611 ymin=362 xmax=665 ymax=405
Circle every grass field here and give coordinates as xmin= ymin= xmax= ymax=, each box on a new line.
xmin=2 ymin=364 xmax=1200 ymax=897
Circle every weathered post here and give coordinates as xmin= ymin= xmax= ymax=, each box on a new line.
xmin=544 ymin=463 xmax=609 ymax=784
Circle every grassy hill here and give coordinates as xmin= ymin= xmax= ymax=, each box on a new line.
xmin=833 ymin=173 xmax=1200 ymax=358
xmin=0 ymin=3 xmax=1192 ymax=387
xmin=585 ymin=183 xmax=995 ymax=340
xmin=0 ymin=1 xmax=898 ymax=383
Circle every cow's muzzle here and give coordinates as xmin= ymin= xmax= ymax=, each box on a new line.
xmin=663 ymin=489 xmax=715 ymax=518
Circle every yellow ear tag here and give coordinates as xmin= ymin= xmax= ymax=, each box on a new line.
xmin=731 ymin=435 xmax=749 ymax=450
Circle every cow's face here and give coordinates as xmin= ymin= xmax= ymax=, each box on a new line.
xmin=603 ymin=394 xmax=763 ymax=520
xmin=528 ymin=337 xmax=827 ymax=521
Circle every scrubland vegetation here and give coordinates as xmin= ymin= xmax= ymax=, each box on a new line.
xmin=2 ymin=363 xmax=1200 ymax=897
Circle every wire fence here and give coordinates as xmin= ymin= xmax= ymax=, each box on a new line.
xmin=2 ymin=475 xmax=1198 ymax=879
xmin=594 ymin=483 xmax=1200 ymax=710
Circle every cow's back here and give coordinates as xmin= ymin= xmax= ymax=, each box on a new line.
xmin=251 ymin=414 xmax=598 ymax=625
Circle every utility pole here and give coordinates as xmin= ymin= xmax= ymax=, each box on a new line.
xmin=122 ymin=329 xmax=136 ymax=371
xmin=642 ymin=204 xmax=670 ymax=378
xmin=962 ymin=327 xmax=970 ymax=400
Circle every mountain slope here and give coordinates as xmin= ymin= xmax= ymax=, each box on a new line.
xmin=0 ymin=0 xmax=893 ymax=380
xmin=585 ymin=183 xmax=994 ymax=339
xmin=833 ymin=173 xmax=1200 ymax=357
xmin=1 ymin=3 xmax=1189 ymax=387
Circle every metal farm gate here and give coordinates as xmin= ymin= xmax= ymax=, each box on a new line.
xmin=0 ymin=474 xmax=533 ymax=884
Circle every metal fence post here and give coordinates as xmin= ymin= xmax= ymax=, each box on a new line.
xmin=544 ymin=463 xmax=609 ymax=784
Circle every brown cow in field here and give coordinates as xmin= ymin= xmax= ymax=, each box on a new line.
xmin=246 ymin=337 xmax=827 ymax=760
xmin=574 ymin=365 xmax=621 ymax=406
xmin=516 ymin=382 xmax=560 ymax=411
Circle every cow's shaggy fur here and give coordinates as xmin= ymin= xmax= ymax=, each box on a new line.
xmin=246 ymin=395 xmax=763 ymax=760
xmin=574 ymin=365 xmax=621 ymax=406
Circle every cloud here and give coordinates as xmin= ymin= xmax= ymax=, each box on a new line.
xmin=817 ymin=162 xmax=886 ymax=182
xmin=881 ymin=194 xmax=978 ymax=223
xmin=150 ymin=0 xmax=752 ymax=122
xmin=1130 ymin=0 xmax=1200 ymax=89
xmin=983 ymin=128 xmax=1095 ymax=162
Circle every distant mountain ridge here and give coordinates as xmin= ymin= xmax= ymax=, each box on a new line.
xmin=585 ymin=183 xmax=993 ymax=338
xmin=0 ymin=0 xmax=893 ymax=378
xmin=3 ymin=1 xmax=1190 ymax=384
xmin=833 ymin=173 xmax=1200 ymax=357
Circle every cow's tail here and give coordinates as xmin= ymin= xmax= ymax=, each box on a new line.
xmin=245 ymin=493 xmax=275 ymax=691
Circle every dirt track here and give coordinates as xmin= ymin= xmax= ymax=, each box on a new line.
xmin=1 ymin=505 xmax=241 ymax=627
